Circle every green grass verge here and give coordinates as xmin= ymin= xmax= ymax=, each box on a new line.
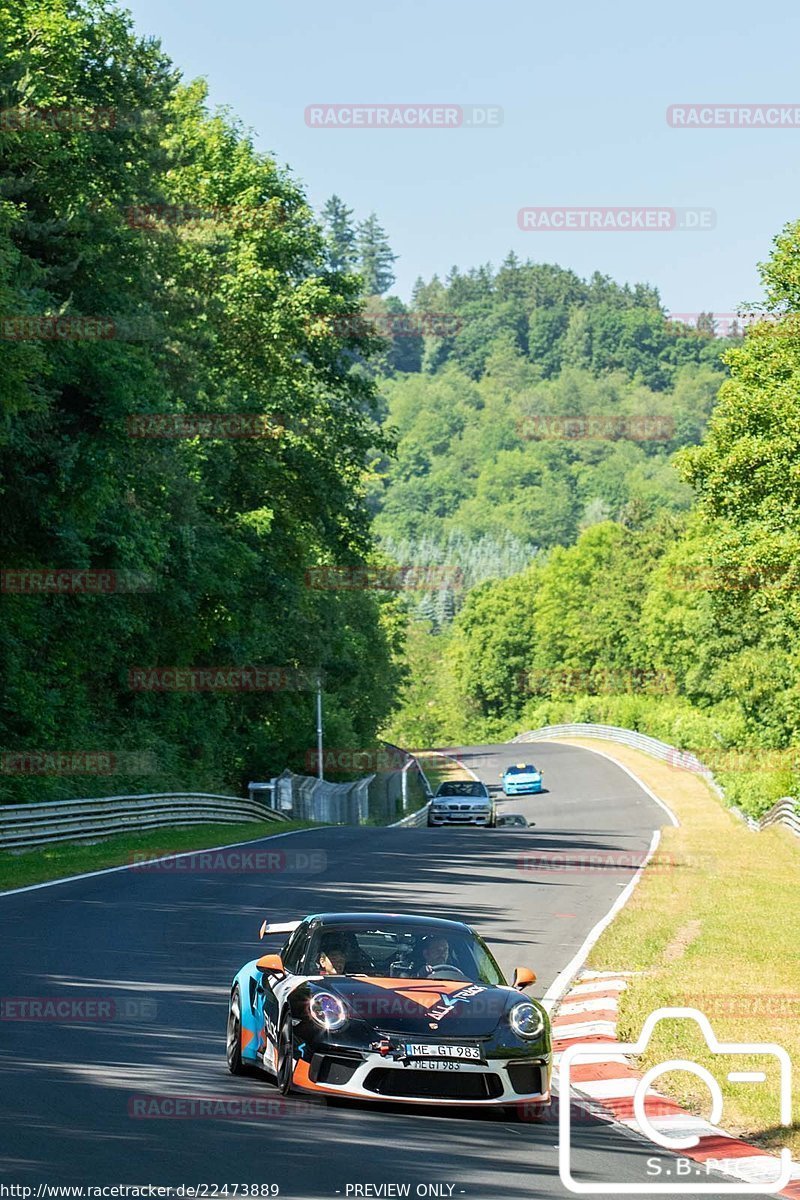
xmin=0 ymin=818 xmax=315 ymax=893
xmin=563 ymin=738 xmax=800 ymax=1157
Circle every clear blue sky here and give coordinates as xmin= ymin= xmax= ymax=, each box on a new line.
xmin=122 ymin=0 xmax=799 ymax=313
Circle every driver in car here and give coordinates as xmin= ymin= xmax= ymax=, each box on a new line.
xmin=319 ymin=947 xmax=347 ymax=975
xmin=316 ymin=931 xmax=375 ymax=976
xmin=415 ymin=934 xmax=450 ymax=977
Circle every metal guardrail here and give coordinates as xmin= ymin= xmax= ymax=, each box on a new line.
xmin=0 ymin=792 xmax=287 ymax=851
xmin=513 ymin=723 xmax=800 ymax=838
xmin=386 ymin=741 xmax=433 ymax=826
xmin=391 ymin=802 xmax=431 ymax=827
xmin=758 ymin=798 xmax=800 ymax=836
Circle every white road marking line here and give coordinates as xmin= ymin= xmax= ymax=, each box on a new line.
xmin=545 ymin=739 xmax=680 ymax=827
xmin=542 ymin=829 xmax=662 ymax=1012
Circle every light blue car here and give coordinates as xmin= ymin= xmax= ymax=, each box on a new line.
xmin=501 ymin=762 xmax=544 ymax=796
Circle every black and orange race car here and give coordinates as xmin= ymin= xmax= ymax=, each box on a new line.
xmin=226 ymin=911 xmax=552 ymax=1112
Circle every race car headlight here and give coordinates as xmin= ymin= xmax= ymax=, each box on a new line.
xmin=509 ymin=1001 xmax=545 ymax=1040
xmin=309 ymin=991 xmax=348 ymax=1031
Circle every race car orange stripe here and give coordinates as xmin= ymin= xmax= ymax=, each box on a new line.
xmin=351 ymin=977 xmax=465 ymax=1009
xmin=292 ymin=1057 xmax=336 ymax=1093
xmin=241 ymin=1026 xmax=255 ymax=1051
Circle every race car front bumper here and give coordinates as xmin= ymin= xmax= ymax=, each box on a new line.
xmin=292 ymin=1048 xmax=551 ymax=1107
xmin=428 ymin=808 xmax=493 ymax=825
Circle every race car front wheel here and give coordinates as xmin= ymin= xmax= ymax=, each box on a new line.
xmin=226 ymin=985 xmax=247 ymax=1075
xmin=277 ymin=1013 xmax=295 ymax=1095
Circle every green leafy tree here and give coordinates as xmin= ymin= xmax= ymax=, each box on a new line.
xmin=673 ymin=220 xmax=800 ymax=745
xmin=0 ymin=0 xmax=402 ymax=801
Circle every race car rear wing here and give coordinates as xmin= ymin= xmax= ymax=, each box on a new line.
xmin=259 ymin=919 xmax=300 ymax=939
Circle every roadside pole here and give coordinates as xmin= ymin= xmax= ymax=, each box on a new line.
xmin=315 ymin=674 xmax=324 ymax=781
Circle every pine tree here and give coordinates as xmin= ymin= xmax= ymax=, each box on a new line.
xmin=356 ymin=213 xmax=398 ymax=295
xmin=321 ymin=195 xmax=357 ymax=272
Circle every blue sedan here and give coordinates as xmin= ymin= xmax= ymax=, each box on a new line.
xmin=501 ymin=763 xmax=544 ymax=796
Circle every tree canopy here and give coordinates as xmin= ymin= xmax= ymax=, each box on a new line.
xmin=0 ymin=0 xmax=403 ymax=801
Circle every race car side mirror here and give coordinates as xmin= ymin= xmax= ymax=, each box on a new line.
xmin=256 ymin=953 xmax=285 ymax=974
xmin=512 ymin=967 xmax=536 ymax=990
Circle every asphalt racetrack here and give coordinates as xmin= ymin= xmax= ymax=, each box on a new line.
xmin=0 ymin=741 xmax=740 ymax=1198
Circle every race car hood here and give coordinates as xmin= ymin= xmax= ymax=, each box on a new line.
xmin=318 ymin=976 xmax=518 ymax=1036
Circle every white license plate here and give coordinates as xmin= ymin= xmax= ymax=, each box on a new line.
xmin=405 ymin=1043 xmax=481 ymax=1061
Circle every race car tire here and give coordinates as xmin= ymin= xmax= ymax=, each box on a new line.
xmin=277 ymin=1012 xmax=295 ymax=1095
xmin=226 ymin=984 xmax=247 ymax=1076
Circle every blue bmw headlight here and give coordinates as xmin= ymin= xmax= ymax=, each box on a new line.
xmin=509 ymin=1000 xmax=545 ymax=1039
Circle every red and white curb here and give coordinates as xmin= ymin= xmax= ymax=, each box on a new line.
xmin=552 ymin=970 xmax=800 ymax=1196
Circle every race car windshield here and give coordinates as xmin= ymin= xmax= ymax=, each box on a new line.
xmin=436 ymin=782 xmax=487 ymax=796
xmin=303 ymin=922 xmax=505 ymax=986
